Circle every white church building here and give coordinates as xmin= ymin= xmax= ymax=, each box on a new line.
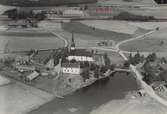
xmin=61 ymin=33 xmax=95 ymax=75
xmin=66 ymin=34 xmax=94 ymax=62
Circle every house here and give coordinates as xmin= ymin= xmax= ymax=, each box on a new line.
xmin=61 ymin=63 xmax=83 ymax=75
xmin=26 ymin=71 xmax=39 ymax=81
xmin=16 ymin=65 xmax=36 ymax=73
xmin=15 ymin=56 xmax=31 ymax=65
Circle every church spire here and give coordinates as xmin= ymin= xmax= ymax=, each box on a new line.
xmin=70 ymin=32 xmax=76 ymax=50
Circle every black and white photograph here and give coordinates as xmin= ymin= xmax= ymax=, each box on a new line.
xmin=1 ymin=0 xmax=167 ymax=114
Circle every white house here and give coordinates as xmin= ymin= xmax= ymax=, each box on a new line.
xmin=61 ymin=63 xmax=82 ymax=75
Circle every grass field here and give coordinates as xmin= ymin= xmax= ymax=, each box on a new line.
xmin=62 ymin=21 xmax=133 ymax=42
xmin=97 ymin=50 xmax=125 ymax=65
xmin=80 ymin=20 xmax=138 ymax=35
xmin=0 ymin=78 xmax=54 ymax=114
xmin=128 ymin=22 xmax=167 ymax=30
xmin=120 ymin=28 xmax=167 ymax=53
xmin=0 ymin=29 xmax=64 ymax=53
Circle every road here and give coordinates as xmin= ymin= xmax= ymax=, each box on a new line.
xmin=50 ymin=31 xmax=68 ymax=48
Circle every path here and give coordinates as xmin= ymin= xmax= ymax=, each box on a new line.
xmin=115 ymin=29 xmax=156 ymax=50
xmin=50 ymin=31 xmax=68 ymax=48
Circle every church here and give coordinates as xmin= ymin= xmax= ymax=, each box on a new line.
xmin=66 ymin=33 xmax=94 ymax=62
xmin=61 ymin=33 xmax=94 ymax=74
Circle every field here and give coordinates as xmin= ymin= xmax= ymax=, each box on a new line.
xmin=128 ymin=22 xmax=167 ymax=30
xmin=0 ymin=76 xmax=54 ymax=114
xmin=0 ymin=29 xmax=64 ymax=53
xmin=90 ymin=96 xmax=167 ymax=114
xmin=120 ymin=28 xmax=167 ymax=53
xmin=62 ymin=21 xmax=133 ymax=42
xmin=80 ymin=20 xmax=138 ymax=35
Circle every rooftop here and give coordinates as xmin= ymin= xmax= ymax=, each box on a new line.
xmin=61 ymin=63 xmax=80 ymax=68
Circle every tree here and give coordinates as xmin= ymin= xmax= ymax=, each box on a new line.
xmin=3 ymin=57 xmax=15 ymax=67
xmin=143 ymin=62 xmax=159 ymax=84
xmin=110 ymin=64 xmax=116 ymax=71
xmin=160 ymin=57 xmax=167 ymax=64
xmin=90 ymin=63 xmax=97 ymax=71
xmin=104 ymin=53 xmax=111 ymax=66
xmin=26 ymin=49 xmax=35 ymax=56
xmin=124 ymin=60 xmax=130 ymax=68
xmin=100 ymin=66 xmax=108 ymax=73
xmin=84 ymin=5 xmax=88 ymax=10
xmin=160 ymin=40 xmax=164 ymax=46
xmin=81 ymin=71 xmax=90 ymax=82
xmin=159 ymin=70 xmax=167 ymax=81
xmin=146 ymin=53 xmax=157 ymax=62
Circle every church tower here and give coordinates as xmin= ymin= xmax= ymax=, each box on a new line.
xmin=70 ymin=32 xmax=76 ymax=51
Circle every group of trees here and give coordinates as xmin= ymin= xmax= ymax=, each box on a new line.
xmin=4 ymin=8 xmax=46 ymax=20
xmin=142 ymin=61 xmax=159 ymax=84
xmin=146 ymin=53 xmax=157 ymax=62
xmin=0 ymin=57 xmax=15 ymax=68
xmin=124 ymin=52 xmax=164 ymax=84
xmin=142 ymin=53 xmax=167 ymax=84
xmin=128 ymin=51 xmax=145 ymax=65
xmin=103 ymin=53 xmax=111 ymax=66
xmin=113 ymin=12 xmax=155 ymax=21
xmin=123 ymin=0 xmax=133 ymax=2
xmin=154 ymin=0 xmax=167 ymax=4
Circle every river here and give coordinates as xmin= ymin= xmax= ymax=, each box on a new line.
xmin=28 ymin=72 xmax=139 ymax=114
